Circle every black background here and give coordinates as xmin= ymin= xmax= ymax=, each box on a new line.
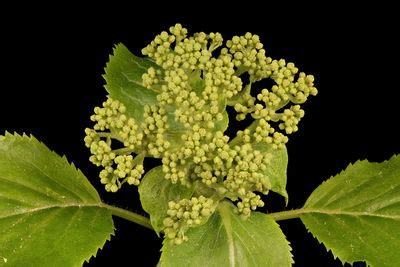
xmin=1 ymin=3 xmax=399 ymax=267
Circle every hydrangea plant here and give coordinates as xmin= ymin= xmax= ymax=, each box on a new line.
xmin=0 ymin=24 xmax=399 ymax=266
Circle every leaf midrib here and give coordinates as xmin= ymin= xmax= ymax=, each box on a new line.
xmin=121 ymin=72 xmax=145 ymax=88
xmin=0 ymin=203 xmax=103 ymax=219
xmin=298 ymin=208 xmax=400 ymax=220
xmin=218 ymin=202 xmax=236 ymax=267
xmin=269 ymin=207 xmax=400 ymax=221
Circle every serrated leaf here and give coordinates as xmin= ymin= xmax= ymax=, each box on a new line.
xmin=253 ymin=143 xmax=288 ymax=203
xmin=103 ymin=44 xmax=187 ymax=152
xmin=138 ymin=166 xmax=193 ymax=234
xmin=0 ymin=133 xmax=114 ymax=266
xmin=300 ymin=155 xmax=400 ymax=266
xmin=160 ymin=201 xmax=293 ymax=267
xmin=103 ymin=44 xmax=229 ymax=154
xmin=103 ymin=43 xmax=159 ymax=124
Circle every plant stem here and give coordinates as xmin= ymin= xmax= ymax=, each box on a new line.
xmin=102 ymin=203 xmax=153 ymax=230
xmin=267 ymin=209 xmax=306 ymax=221
xmin=112 ymin=147 xmax=136 ymax=155
xmin=102 ymin=202 xmax=307 ymax=230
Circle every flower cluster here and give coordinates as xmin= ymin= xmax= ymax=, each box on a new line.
xmin=163 ymin=196 xmax=215 ymax=244
xmin=86 ymin=24 xmax=317 ymax=244
xmin=84 ymin=98 xmax=145 ymax=192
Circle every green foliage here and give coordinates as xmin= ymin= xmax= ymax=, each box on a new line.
xmin=103 ymin=43 xmax=229 ymax=142
xmin=104 ymin=44 xmax=158 ymax=124
xmin=160 ymin=201 xmax=293 ymax=267
xmin=2 ymin=23 xmax=399 ymax=267
xmin=253 ymin=142 xmax=289 ymax=202
xmin=0 ymin=133 xmax=114 ymax=266
xmin=139 ymin=166 xmax=193 ymax=234
xmin=301 ymin=155 xmax=400 ymax=266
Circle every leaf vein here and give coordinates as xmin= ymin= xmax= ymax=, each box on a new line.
xmin=0 ymin=203 xmax=103 ymax=219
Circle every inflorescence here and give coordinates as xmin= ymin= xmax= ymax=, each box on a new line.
xmin=85 ymin=24 xmax=317 ymax=244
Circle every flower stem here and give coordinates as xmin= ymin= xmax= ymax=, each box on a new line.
xmin=102 ymin=203 xmax=153 ymax=230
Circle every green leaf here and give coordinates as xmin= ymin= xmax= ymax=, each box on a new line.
xmin=103 ymin=44 xmax=188 ymax=151
xmin=0 ymin=133 xmax=114 ymax=266
xmin=104 ymin=43 xmax=159 ymax=124
xmin=253 ymin=143 xmax=288 ymax=203
xmin=164 ymin=104 xmax=187 ymax=135
xmin=300 ymin=155 xmax=400 ymax=266
xmin=138 ymin=166 xmax=193 ymax=234
xmin=160 ymin=201 xmax=293 ymax=267
xmin=103 ymin=43 xmax=229 ymax=153
xmin=215 ymin=110 xmax=229 ymax=133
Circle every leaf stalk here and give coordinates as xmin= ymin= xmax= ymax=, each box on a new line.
xmin=102 ymin=203 xmax=153 ymax=230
